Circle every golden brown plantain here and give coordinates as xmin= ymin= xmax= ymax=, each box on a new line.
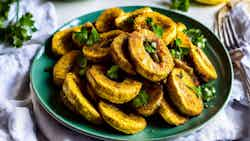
xmin=86 ymin=83 xmax=99 ymax=103
xmin=86 ymin=65 xmax=142 ymax=104
xmin=95 ymin=8 xmax=125 ymax=32
xmin=52 ymin=26 xmax=81 ymax=56
xmin=82 ymin=30 xmax=123 ymax=62
xmin=174 ymin=59 xmax=193 ymax=75
xmin=134 ymin=12 xmax=177 ymax=45
xmin=159 ymin=98 xmax=188 ymax=126
xmin=98 ymin=101 xmax=147 ymax=134
xmin=176 ymin=22 xmax=187 ymax=32
xmin=111 ymin=33 xmax=136 ymax=75
xmin=167 ymin=68 xmax=204 ymax=116
xmin=190 ymin=46 xmax=217 ymax=81
xmin=53 ymin=50 xmax=81 ymax=86
xmin=115 ymin=7 xmax=153 ymax=32
xmin=135 ymin=84 xmax=163 ymax=116
xmin=62 ymin=73 xmax=103 ymax=124
xmin=128 ymin=29 xmax=174 ymax=82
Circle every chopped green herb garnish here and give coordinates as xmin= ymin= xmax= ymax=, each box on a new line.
xmin=76 ymin=56 xmax=88 ymax=76
xmin=146 ymin=17 xmax=164 ymax=38
xmin=171 ymin=0 xmax=190 ymax=12
xmin=144 ymin=40 xmax=157 ymax=54
xmin=170 ymin=38 xmax=190 ymax=60
xmin=188 ymin=81 xmax=216 ymax=108
xmin=126 ymin=17 xmax=135 ymax=25
xmin=0 ymin=0 xmax=16 ymax=27
xmin=184 ymin=28 xmax=207 ymax=48
xmin=72 ymin=26 xmax=100 ymax=46
xmin=132 ymin=90 xmax=150 ymax=108
xmin=106 ymin=65 xmax=120 ymax=80
xmin=0 ymin=13 xmax=37 ymax=47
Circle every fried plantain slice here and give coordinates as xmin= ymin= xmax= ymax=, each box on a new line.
xmin=159 ymin=98 xmax=188 ymax=126
xmin=111 ymin=33 xmax=136 ymax=75
xmin=167 ymin=68 xmax=204 ymax=116
xmin=176 ymin=22 xmax=187 ymax=33
xmin=52 ymin=26 xmax=81 ymax=56
xmin=115 ymin=7 xmax=153 ymax=32
xmin=95 ymin=8 xmax=125 ymax=32
xmin=86 ymin=65 xmax=142 ymax=104
xmin=62 ymin=73 xmax=103 ymax=124
xmin=129 ymin=29 xmax=174 ymax=82
xmin=53 ymin=50 xmax=81 ymax=86
xmin=86 ymin=83 xmax=99 ymax=103
xmin=98 ymin=101 xmax=147 ymax=134
xmin=135 ymin=84 xmax=163 ymax=116
xmin=82 ymin=30 xmax=123 ymax=62
xmin=174 ymin=59 xmax=193 ymax=75
xmin=190 ymin=46 xmax=217 ymax=81
xmin=134 ymin=12 xmax=177 ymax=45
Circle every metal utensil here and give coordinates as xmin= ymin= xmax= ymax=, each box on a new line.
xmin=216 ymin=15 xmax=250 ymax=106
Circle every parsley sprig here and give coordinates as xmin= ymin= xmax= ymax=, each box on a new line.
xmin=106 ymin=65 xmax=120 ymax=80
xmin=171 ymin=0 xmax=190 ymax=12
xmin=184 ymin=29 xmax=207 ymax=48
xmin=0 ymin=0 xmax=37 ymax=48
xmin=170 ymin=38 xmax=190 ymax=60
xmin=146 ymin=17 xmax=164 ymax=38
xmin=72 ymin=26 xmax=100 ymax=46
xmin=132 ymin=90 xmax=150 ymax=108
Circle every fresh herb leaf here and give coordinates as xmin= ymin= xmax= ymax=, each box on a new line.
xmin=0 ymin=13 xmax=37 ymax=47
xmin=146 ymin=17 xmax=164 ymax=38
xmin=76 ymin=56 xmax=88 ymax=76
xmin=132 ymin=90 xmax=150 ymax=108
xmin=0 ymin=0 xmax=16 ymax=27
xmin=188 ymin=81 xmax=216 ymax=108
xmin=184 ymin=28 xmax=207 ymax=48
xmin=86 ymin=27 xmax=100 ymax=46
xmin=126 ymin=16 xmax=135 ymax=25
xmin=144 ymin=40 xmax=157 ymax=54
xmin=171 ymin=0 xmax=190 ymax=12
xmin=73 ymin=26 xmax=100 ymax=46
xmin=106 ymin=65 xmax=120 ymax=80
xmin=170 ymin=38 xmax=190 ymax=60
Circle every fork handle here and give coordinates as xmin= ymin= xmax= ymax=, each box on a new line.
xmin=239 ymin=62 xmax=250 ymax=106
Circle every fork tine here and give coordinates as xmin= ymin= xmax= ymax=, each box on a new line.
xmin=224 ymin=16 xmax=236 ymax=49
xmin=222 ymin=18 xmax=231 ymax=50
xmin=227 ymin=15 xmax=241 ymax=48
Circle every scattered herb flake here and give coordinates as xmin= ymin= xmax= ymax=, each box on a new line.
xmin=132 ymin=90 xmax=150 ymax=108
xmin=184 ymin=28 xmax=207 ymax=48
xmin=170 ymin=38 xmax=190 ymax=60
xmin=146 ymin=17 xmax=164 ymax=38
xmin=106 ymin=65 xmax=120 ymax=80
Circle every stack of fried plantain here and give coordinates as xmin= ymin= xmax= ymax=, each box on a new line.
xmin=51 ymin=7 xmax=217 ymax=134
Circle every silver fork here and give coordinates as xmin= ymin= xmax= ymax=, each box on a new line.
xmin=217 ymin=15 xmax=250 ymax=107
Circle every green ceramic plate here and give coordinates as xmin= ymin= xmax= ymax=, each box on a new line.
xmin=30 ymin=6 xmax=233 ymax=141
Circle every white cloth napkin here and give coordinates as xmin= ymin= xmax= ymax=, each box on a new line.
xmin=0 ymin=0 xmax=57 ymax=141
xmin=1 ymin=0 xmax=250 ymax=141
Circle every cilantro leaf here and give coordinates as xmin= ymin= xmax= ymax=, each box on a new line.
xmin=144 ymin=40 xmax=156 ymax=54
xmin=76 ymin=55 xmax=88 ymax=76
xmin=0 ymin=0 xmax=16 ymax=27
xmin=106 ymin=65 xmax=120 ymax=80
xmin=72 ymin=26 xmax=100 ymax=46
xmin=146 ymin=17 xmax=164 ymax=38
xmin=171 ymin=0 xmax=190 ymax=12
xmin=170 ymin=38 xmax=190 ymax=60
xmin=184 ymin=28 xmax=207 ymax=48
xmin=132 ymin=90 xmax=150 ymax=108
xmin=0 ymin=13 xmax=37 ymax=48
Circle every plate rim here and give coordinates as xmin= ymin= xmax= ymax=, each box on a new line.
xmin=30 ymin=5 xmax=234 ymax=141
